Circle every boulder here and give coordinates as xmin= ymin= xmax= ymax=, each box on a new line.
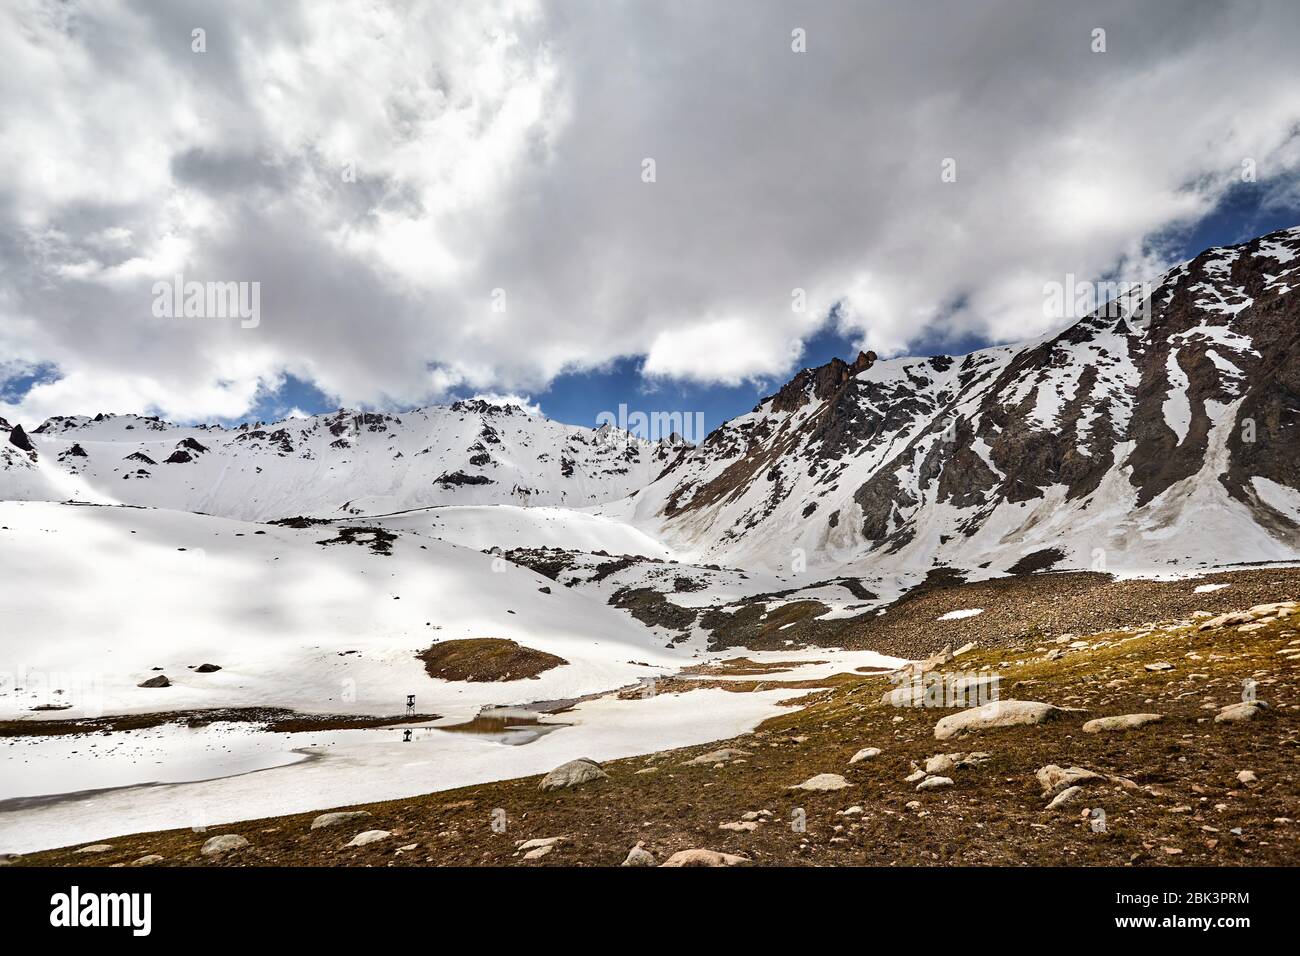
xmin=622 ymin=842 xmax=656 ymax=867
xmin=132 ymin=855 xmax=165 ymax=866
xmin=789 ymin=773 xmax=850 ymax=791
xmin=659 ymin=848 xmax=749 ymax=867
xmin=200 ymin=834 xmax=249 ymax=857
xmin=344 ymin=830 xmax=391 ymax=848
xmin=310 ymin=810 xmax=372 ymax=830
xmin=1035 ymin=764 xmax=1106 ymax=797
xmin=1082 ymin=713 xmax=1164 ymax=733
xmin=75 ymin=844 xmax=114 ymax=854
xmin=849 ymin=747 xmax=881 ymax=764
xmin=137 ymin=675 xmax=170 ymax=688
xmin=194 ymin=663 xmax=222 ymax=673
xmin=1215 ymin=701 xmax=1268 ymax=723
xmin=925 ymin=754 xmax=956 ymax=775
xmin=933 ymin=700 xmax=1072 ymax=740
xmin=539 ymin=758 xmax=608 ymax=791
xmin=916 ymin=775 xmax=953 ymax=791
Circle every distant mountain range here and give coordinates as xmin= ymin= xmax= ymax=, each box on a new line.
xmin=620 ymin=225 xmax=1300 ymax=574
xmin=5 ymin=225 xmax=1299 ymax=573
xmin=0 ymin=399 xmax=680 ymax=521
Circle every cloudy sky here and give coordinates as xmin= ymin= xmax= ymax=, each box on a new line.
xmin=3 ymin=0 xmax=1300 ymax=430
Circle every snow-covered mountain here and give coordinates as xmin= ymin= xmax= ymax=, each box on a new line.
xmin=5 ymin=227 xmax=1299 ymax=575
xmin=615 ymin=226 xmax=1300 ymax=574
xmin=0 ymin=399 xmax=680 ymax=521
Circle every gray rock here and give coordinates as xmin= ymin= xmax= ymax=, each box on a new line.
xmin=934 ymin=700 xmax=1073 ymax=739
xmin=200 ymin=834 xmax=249 ymax=857
xmin=916 ymin=775 xmax=954 ymax=791
xmin=137 ymin=675 xmax=170 ymax=688
xmin=132 ymin=855 xmax=165 ymax=866
xmin=1215 ymin=701 xmax=1268 ymax=723
xmin=924 ymin=754 xmax=957 ymax=775
xmin=75 ymin=844 xmax=114 ymax=854
xmin=622 ymin=842 xmax=656 ymax=867
xmin=1035 ymin=764 xmax=1106 ymax=797
xmin=849 ymin=747 xmax=881 ymax=763
xmin=1045 ymin=785 xmax=1085 ymax=810
xmin=539 ymin=758 xmax=608 ymax=791
xmin=789 ymin=773 xmax=850 ymax=791
xmin=1082 ymin=713 xmax=1164 ymax=733
xmin=516 ymin=837 xmax=564 ymax=852
xmin=344 ymin=830 xmax=391 ymax=848
xmin=310 ymin=810 xmax=373 ymax=830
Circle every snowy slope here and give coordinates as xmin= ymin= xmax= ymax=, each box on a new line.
xmin=368 ymin=504 xmax=676 ymax=558
xmin=0 ymin=501 xmax=690 ymax=722
xmin=0 ymin=400 xmax=681 ymax=521
xmin=616 ymin=225 xmax=1300 ymax=574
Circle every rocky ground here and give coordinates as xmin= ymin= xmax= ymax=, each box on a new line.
xmin=504 ymin=545 xmax=1300 ymax=655
xmin=12 ymin=578 xmax=1298 ymax=868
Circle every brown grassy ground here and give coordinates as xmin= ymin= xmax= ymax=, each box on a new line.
xmin=16 ymin=595 xmax=1298 ymax=868
xmin=706 ymin=566 xmax=1300 ymax=657
xmin=416 ymin=637 xmax=567 ymax=682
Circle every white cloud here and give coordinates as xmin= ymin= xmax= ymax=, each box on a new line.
xmin=2 ymin=0 xmax=1299 ymax=424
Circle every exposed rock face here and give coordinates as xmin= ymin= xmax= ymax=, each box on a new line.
xmin=8 ymin=425 xmax=35 ymax=456
xmin=137 ymin=675 xmax=170 ymax=688
xmin=633 ymin=226 xmax=1300 ymax=572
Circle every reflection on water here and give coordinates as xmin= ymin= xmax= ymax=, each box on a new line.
xmin=433 ymin=707 xmax=569 ymax=746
